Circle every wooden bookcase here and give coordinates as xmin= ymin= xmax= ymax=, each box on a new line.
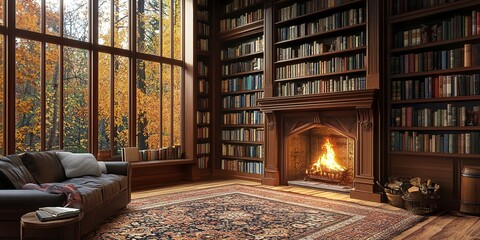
xmin=386 ymin=0 xmax=480 ymax=209
xmin=194 ymin=0 xmax=213 ymax=174
xmin=273 ymin=0 xmax=368 ymax=97
xmin=215 ymin=0 xmax=266 ymax=181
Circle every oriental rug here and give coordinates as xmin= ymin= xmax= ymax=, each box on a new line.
xmin=85 ymin=185 xmax=423 ymax=239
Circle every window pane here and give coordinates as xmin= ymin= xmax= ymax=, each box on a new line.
xmin=98 ymin=53 xmax=111 ymax=151
xmin=0 ymin=36 xmax=3 ymax=154
xmin=16 ymin=0 xmax=41 ymax=32
xmin=173 ymin=65 xmax=181 ymax=146
xmin=173 ymin=0 xmax=181 ymax=60
xmin=137 ymin=0 xmax=160 ymax=55
xmin=162 ymin=0 xmax=171 ymax=58
xmin=45 ymin=43 xmax=61 ymax=150
xmin=114 ymin=56 xmax=129 ymax=153
xmin=46 ymin=0 xmax=60 ymax=36
xmin=64 ymin=0 xmax=89 ymax=41
xmin=114 ymin=0 xmax=129 ymax=49
xmin=15 ymin=39 xmax=41 ymax=152
xmin=161 ymin=64 xmax=171 ymax=147
xmin=0 ymin=0 xmax=4 ymax=25
xmin=137 ymin=59 xmax=160 ymax=150
xmin=98 ymin=0 xmax=111 ymax=46
xmin=64 ymin=47 xmax=88 ymax=152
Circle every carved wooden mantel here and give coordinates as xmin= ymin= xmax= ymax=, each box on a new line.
xmin=257 ymin=89 xmax=381 ymax=202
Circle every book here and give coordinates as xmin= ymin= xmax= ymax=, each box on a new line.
xmin=36 ymin=207 xmax=80 ymax=222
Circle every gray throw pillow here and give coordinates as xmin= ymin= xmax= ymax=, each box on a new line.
xmin=56 ymin=152 xmax=102 ymax=178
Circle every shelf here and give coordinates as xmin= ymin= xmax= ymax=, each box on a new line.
xmin=222 ymin=107 xmax=261 ymax=112
xmin=390 ymin=126 xmax=480 ymax=131
xmin=197 ymin=137 xmax=210 ymax=142
xmin=275 ymin=23 xmax=366 ymax=46
xmin=275 ymin=46 xmax=366 ymax=65
xmin=221 ymin=89 xmax=264 ymax=95
xmin=196 ymin=107 xmax=210 ymax=111
xmin=221 ymin=51 xmax=264 ymax=63
xmin=215 ymin=169 xmax=262 ymax=181
xmin=221 ymin=2 xmax=264 ymax=18
xmin=390 ymin=35 xmax=480 ymax=54
xmin=221 ymin=155 xmax=264 ymax=161
xmin=131 ymin=159 xmax=196 ymax=168
xmin=221 ymin=140 xmax=264 ymax=144
xmin=388 ymin=0 xmax=479 ymax=24
xmin=197 ymin=50 xmax=210 ymax=57
xmin=388 ymin=151 xmax=480 ymax=159
xmin=222 ymin=69 xmax=263 ymax=78
xmin=275 ymin=0 xmax=365 ymax=26
xmin=196 ymin=153 xmax=210 ymax=157
xmin=196 ymin=123 xmax=211 ymax=127
xmin=198 ymin=75 xmax=208 ymax=78
xmin=390 ymin=66 xmax=480 ymax=79
xmin=222 ymin=124 xmax=265 ymax=128
xmin=391 ymin=95 xmax=480 ymax=104
xmin=274 ymin=69 xmax=366 ymax=82
xmin=218 ymin=20 xmax=264 ymax=41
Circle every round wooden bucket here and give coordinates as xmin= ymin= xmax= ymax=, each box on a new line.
xmin=460 ymin=166 xmax=480 ymax=215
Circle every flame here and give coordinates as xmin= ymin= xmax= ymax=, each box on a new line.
xmin=311 ymin=139 xmax=345 ymax=172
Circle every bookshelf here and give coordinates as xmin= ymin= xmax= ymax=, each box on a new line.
xmin=195 ymin=0 xmax=212 ymax=171
xmin=216 ymin=0 xmax=266 ymax=180
xmin=387 ymin=0 xmax=480 ymax=208
xmin=273 ymin=0 xmax=368 ymax=97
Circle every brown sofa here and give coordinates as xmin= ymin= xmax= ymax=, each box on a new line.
xmin=0 ymin=151 xmax=131 ymax=239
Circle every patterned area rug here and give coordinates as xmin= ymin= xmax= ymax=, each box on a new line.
xmin=85 ymin=185 xmax=423 ymax=239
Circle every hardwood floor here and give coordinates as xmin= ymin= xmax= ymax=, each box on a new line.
xmin=131 ymin=179 xmax=480 ymax=240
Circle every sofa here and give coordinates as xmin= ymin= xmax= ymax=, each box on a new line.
xmin=0 ymin=150 xmax=131 ymax=239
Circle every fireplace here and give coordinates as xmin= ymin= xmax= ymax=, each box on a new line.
xmin=257 ymin=90 xmax=382 ymax=202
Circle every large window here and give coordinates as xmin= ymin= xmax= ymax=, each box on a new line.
xmin=0 ymin=0 xmax=184 ymax=155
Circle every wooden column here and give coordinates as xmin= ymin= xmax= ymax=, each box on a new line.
xmin=262 ymin=111 xmax=280 ymax=185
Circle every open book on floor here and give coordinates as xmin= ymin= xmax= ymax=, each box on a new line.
xmin=35 ymin=207 xmax=80 ymax=222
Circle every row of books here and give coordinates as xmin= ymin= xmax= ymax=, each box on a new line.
xmin=277 ymin=0 xmax=356 ymax=22
xmin=221 ymin=128 xmax=265 ymax=142
xmin=197 ymin=111 xmax=210 ymax=124
xmin=199 ymin=79 xmax=209 ymax=94
xmin=391 ymin=0 xmax=458 ymax=15
xmin=222 ymin=111 xmax=264 ymax=125
xmin=139 ymin=146 xmax=183 ymax=161
xmin=198 ymin=126 xmax=209 ymax=138
xmin=220 ymin=9 xmax=263 ymax=32
xmin=221 ymin=36 xmax=264 ymax=60
xmin=391 ymin=74 xmax=480 ymax=101
xmin=198 ymin=61 xmax=208 ymax=76
xmin=197 ymin=10 xmax=209 ymax=22
xmin=390 ymin=44 xmax=480 ymax=74
xmin=197 ymin=0 xmax=208 ymax=8
xmin=223 ymin=0 xmax=262 ymax=14
xmin=221 ymin=159 xmax=264 ymax=174
xmin=198 ymin=156 xmax=209 ymax=169
xmin=197 ymin=143 xmax=210 ymax=154
xmin=198 ymin=39 xmax=208 ymax=51
xmin=222 ymin=92 xmax=264 ymax=109
xmin=197 ymin=98 xmax=208 ymax=108
xmin=221 ymin=74 xmax=264 ymax=93
xmin=222 ymin=58 xmax=263 ymax=76
xmin=391 ymin=131 xmax=480 ymax=154
xmin=276 ymin=53 xmax=365 ymax=79
xmin=391 ymin=105 xmax=480 ymax=127
xmin=277 ymin=8 xmax=365 ymax=41
xmin=276 ymin=76 xmax=366 ymax=96
xmin=198 ymin=22 xmax=209 ymax=36
xmin=276 ymin=32 xmax=365 ymax=61
xmin=222 ymin=144 xmax=264 ymax=158
xmin=392 ymin=11 xmax=480 ymax=49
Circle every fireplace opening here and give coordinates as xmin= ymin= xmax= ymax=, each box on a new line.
xmin=285 ymin=125 xmax=354 ymax=192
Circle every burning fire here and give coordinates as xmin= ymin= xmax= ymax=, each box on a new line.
xmin=311 ymin=139 xmax=345 ymax=173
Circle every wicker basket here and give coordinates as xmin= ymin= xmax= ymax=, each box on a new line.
xmin=386 ymin=192 xmax=404 ymax=208
xmin=402 ymin=195 xmax=437 ymax=215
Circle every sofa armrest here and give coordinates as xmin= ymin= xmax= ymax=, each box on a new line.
xmin=103 ymin=161 xmax=130 ymax=176
xmin=0 ymin=190 xmax=64 ymax=221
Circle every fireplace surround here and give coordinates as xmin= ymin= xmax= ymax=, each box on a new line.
xmin=257 ymin=89 xmax=382 ymax=202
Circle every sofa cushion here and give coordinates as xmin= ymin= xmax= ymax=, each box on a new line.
xmin=20 ymin=151 xmax=66 ymax=184
xmin=0 ymin=155 xmax=37 ymax=188
xmin=56 ymin=152 xmax=101 ymax=178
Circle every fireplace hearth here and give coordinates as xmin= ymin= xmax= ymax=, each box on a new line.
xmin=257 ymin=90 xmax=382 ymax=202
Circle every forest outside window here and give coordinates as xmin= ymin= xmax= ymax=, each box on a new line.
xmin=0 ymin=0 xmax=184 ymax=156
